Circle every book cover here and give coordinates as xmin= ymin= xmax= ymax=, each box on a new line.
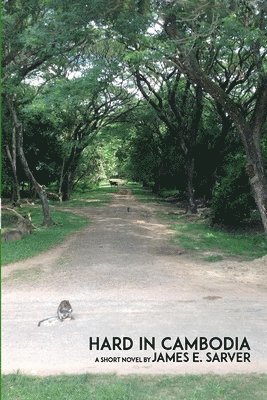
xmin=2 ymin=1 xmax=267 ymax=399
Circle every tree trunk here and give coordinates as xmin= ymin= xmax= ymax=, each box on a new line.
xmin=142 ymin=180 xmax=149 ymax=188
xmin=18 ymin=137 xmax=54 ymax=226
xmin=248 ymin=170 xmax=267 ymax=232
xmin=184 ymin=84 xmax=202 ymax=214
xmin=61 ymin=147 xmax=83 ymax=201
xmin=61 ymin=172 xmax=73 ymax=201
xmin=178 ymin=56 xmax=267 ymax=232
xmin=185 ymin=157 xmax=197 ymax=213
xmin=244 ymin=133 xmax=267 ymax=232
xmin=5 ymin=143 xmax=21 ymax=205
xmin=6 ymin=96 xmax=54 ymax=226
xmin=57 ymin=158 xmax=65 ymax=203
xmin=152 ymin=180 xmax=161 ymax=194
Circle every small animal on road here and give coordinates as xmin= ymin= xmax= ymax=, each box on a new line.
xmin=38 ymin=300 xmax=73 ymax=327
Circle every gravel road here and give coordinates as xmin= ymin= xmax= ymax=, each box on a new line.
xmin=2 ymin=192 xmax=267 ymax=375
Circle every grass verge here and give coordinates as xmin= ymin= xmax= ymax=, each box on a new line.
xmin=1 ymin=184 xmax=119 ymax=265
xmin=130 ymin=184 xmax=267 ymax=261
xmin=53 ymin=185 xmax=117 ymax=208
xmin=129 ymin=185 xmax=165 ymax=204
xmin=166 ymin=214 xmax=267 ymax=261
xmin=1 ymin=208 xmax=88 ymax=265
xmin=2 ymin=374 xmax=267 ymax=400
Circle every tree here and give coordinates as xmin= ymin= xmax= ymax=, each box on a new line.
xmin=3 ymin=108 xmax=21 ymax=204
xmin=131 ymin=62 xmax=203 ymax=211
xmin=106 ymin=0 xmax=267 ymax=231
xmin=3 ymin=0 xmax=102 ymax=224
xmin=126 ymin=106 xmax=165 ymax=188
xmin=28 ymin=64 xmax=136 ymax=200
xmin=159 ymin=0 xmax=267 ymax=231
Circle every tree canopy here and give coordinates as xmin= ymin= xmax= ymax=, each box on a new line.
xmin=3 ymin=0 xmax=267 ymax=232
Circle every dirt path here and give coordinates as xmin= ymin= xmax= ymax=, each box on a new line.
xmin=2 ymin=192 xmax=267 ymax=375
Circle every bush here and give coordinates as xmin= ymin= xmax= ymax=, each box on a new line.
xmin=211 ymin=155 xmax=255 ymax=226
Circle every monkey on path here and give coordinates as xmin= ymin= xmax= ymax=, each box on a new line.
xmin=38 ymin=300 xmax=73 ymax=327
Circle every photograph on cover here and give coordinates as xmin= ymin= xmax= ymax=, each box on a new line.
xmin=2 ymin=0 xmax=267 ymax=398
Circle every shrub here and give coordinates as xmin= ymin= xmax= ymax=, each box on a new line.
xmin=211 ymin=155 xmax=255 ymax=226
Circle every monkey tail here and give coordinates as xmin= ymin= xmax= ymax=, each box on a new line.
xmin=38 ymin=319 xmax=44 ymax=327
xmin=37 ymin=316 xmax=58 ymax=327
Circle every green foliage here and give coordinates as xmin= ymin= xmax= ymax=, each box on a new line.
xmin=1 ymin=208 xmax=88 ymax=266
xmin=1 ymin=213 xmax=18 ymax=228
xmin=4 ymin=0 xmax=267 ymax=230
xmin=3 ymin=0 xmax=99 ymax=85
xmin=129 ymin=185 xmax=164 ymax=203
xmin=73 ymin=145 xmax=106 ymax=187
xmin=211 ymin=155 xmax=255 ymax=226
xmin=128 ymin=128 xmax=185 ymax=191
xmin=122 ymin=105 xmax=186 ymax=191
xmin=3 ymin=373 xmax=267 ymax=400
xmin=96 ymin=126 xmax=133 ymax=179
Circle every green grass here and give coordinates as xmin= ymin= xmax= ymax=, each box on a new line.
xmin=53 ymin=185 xmax=118 ymax=208
xmin=165 ymin=214 xmax=267 ymax=261
xmin=202 ymin=254 xmax=224 ymax=262
xmin=2 ymin=374 xmax=267 ymax=400
xmin=130 ymin=185 xmax=267 ymax=261
xmin=1 ymin=208 xmax=88 ymax=265
xmin=1 ymin=185 xmax=118 ymax=265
